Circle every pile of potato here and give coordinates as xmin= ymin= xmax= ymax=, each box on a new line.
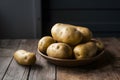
xmin=13 ymin=23 xmax=104 ymax=66
xmin=38 ymin=23 xmax=104 ymax=60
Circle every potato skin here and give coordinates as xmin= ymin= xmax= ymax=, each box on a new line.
xmin=38 ymin=36 xmax=55 ymax=53
xmin=76 ymin=26 xmax=92 ymax=43
xmin=73 ymin=42 xmax=97 ymax=59
xmin=51 ymin=23 xmax=82 ymax=46
xmin=47 ymin=43 xmax=73 ymax=59
xmin=91 ymin=39 xmax=104 ymax=51
xmin=14 ymin=50 xmax=36 ymax=65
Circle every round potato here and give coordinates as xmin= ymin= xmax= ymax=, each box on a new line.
xmin=73 ymin=42 xmax=97 ymax=60
xmin=38 ymin=36 xmax=55 ymax=53
xmin=14 ymin=50 xmax=36 ymax=65
xmin=51 ymin=23 xmax=83 ymax=46
xmin=76 ymin=26 xmax=92 ymax=43
xmin=47 ymin=43 xmax=73 ymax=59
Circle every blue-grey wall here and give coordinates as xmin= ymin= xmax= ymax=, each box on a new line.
xmin=0 ymin=0 xmax=42 ymax=39
xmin=0 ymin=0 xmax=120 ymax=38
xmin=42 ymin=0 xmax=120 ymax=37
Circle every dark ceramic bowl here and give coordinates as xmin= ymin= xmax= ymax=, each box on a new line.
xmin=37 ymin=49 xmax=104 ymax=67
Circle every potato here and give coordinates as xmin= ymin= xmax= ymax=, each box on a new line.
xmin=51 ymin=23 xmax=83 ymax=46
xmin=38 ymin=36 xmax=55 ymax=53
xmin=47 ymin=43 xmax=73 ymax=59
xmin=91 ymin=39 xmax=104 ymax=51
xmin=73 ymin=42 xmax=97 ymax=60
xmin=76 ymin=26 xmax=92 ymax=43
xmin=14 ymin=50 xmax=36 ymax=65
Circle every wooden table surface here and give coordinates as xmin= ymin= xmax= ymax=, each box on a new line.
xmin=0 ymin=38 xmax=120 ymax=80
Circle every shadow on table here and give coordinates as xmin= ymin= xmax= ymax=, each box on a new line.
xmin=58 ymin=49 xmax=116 ymax=71
xmin=80 ymin=49 xmax=115 ymax=69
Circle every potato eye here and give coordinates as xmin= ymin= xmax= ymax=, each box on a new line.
xmin=76 ymin=52 xmax=80 ymax=56
xmin=56 ymin=46 xmax=60 ymax=49
xmin=24 ymin=56 xmax=27 ymax=59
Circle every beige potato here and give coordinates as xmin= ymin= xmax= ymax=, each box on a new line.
xmin=51 ymin=23 xmax=83 ymax=46
xmin=47 ymin=43 xmax=73 ymax=59
xmin=14 ymin=50 xmax=36 ymax=65
xmin=38 ymin=36 xmax=55 ymax=53
xmin=76 ymin=26 xmax=92 ymax=43
xmin=73 ymin=42 xmax=97 ymax=60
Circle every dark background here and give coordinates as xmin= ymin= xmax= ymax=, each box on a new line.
xmin=0 ymin=0 xmax=120 ymax=39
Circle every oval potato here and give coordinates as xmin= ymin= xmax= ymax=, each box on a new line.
xmin=38 ymin=36 xmax=55 ymax=53
xmin=47 ymin=43 xmax=73 ymax=59
xmin=76 ymin=26 xmax=92 ymax=42
xmin=73 ymin=42 xmax=97 ymax=60
xmin=14 ymin=50 xmax=36 ymax=65
xmin=51 ymin=23 xmax=83 ymax=46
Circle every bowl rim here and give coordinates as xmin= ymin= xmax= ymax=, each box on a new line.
xmin=37 ymin=48 xmax=104 ymax=62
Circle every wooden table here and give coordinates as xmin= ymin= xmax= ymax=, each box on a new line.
xmin=0 ymin=38 xmax=120 ymax=80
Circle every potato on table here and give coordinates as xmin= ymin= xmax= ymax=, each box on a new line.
xmin=14 ymin=50 xmax=36 ymax=65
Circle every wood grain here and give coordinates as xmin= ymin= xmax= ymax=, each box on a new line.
xmin=100 ymin=38 xmax=120 ymax=57
xmin=57 ymin=38 xmax=120 ymax=80
xmin=3 ymin=39 xmax=38 ymax=80
xmin=0 ymin=38 xmax=120 ymax=80
xmin=0 ymin=39 xmax=20 ymax=49
xmin=28 ymin=50 xmax=56 ymax=80
xmin=0 ymin=57 xmax=12 ymax=80
xmin=0 ymin=39 xmax=21 ymax=80
xmin=57 ymin=66 xmax=119 ymax=80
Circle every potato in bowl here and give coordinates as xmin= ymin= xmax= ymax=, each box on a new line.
xmin=38 ymin=36 xmax=56 ymax=53
xmin=51 ymin=23 xmax=83 ymax=46
xmin=46 ymin=43 xmax=73 ymax=59
xmin=37 ymin=23 xmax=104 ymax=66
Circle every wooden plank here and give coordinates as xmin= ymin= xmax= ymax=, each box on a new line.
xmin=0 ymin=48 xmax=15 ymax=57
xmin=0 ymin=39 xmax=20 ymax=49
xmin=0 ymin=57 xmax=12 ymax=80
xmin=3 ymin=39 xmax=38 ymax=80
xmin=0 ymin=40 xmax=10 ymax=48
xmin=0 ymin=39 xmax=21 ymax=57
xmin=100 ymin=38 xmax=120 ymax=78
xmin=3 ymin=59 xmax=29 ymax=80
xmin=100 ymin=38 xmax=120 ymax=57
xmin=57 ymin=66 xmax=119 ymax=80
xmin=28 ymin=41 xmax=56 ymax=80
xmin=0 ymin=39 xmax=21 ymax=80
xmin=57 ymin=38 xmax=120 ymax=80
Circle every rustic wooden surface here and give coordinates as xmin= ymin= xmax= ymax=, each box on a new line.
xmin=0 ymin=38 xmax=120 ymax=80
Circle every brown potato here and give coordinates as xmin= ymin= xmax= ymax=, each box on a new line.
xmin=14 ymin=50 xmax=36 ymax=65
xmin=38 ymin=36 xmax=56 ymax=53
xmin=76 ymin=26 xmax=92 ymax=43
xmin=91 ymin=39 xmax=104 ymax=51
xmin=47 ymin=43 xmax=73 ymax=59
xmin=51 ymin=23 xmax=83 ymax=46
xmin=73 ymin=42 xmax=97 ymax=60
